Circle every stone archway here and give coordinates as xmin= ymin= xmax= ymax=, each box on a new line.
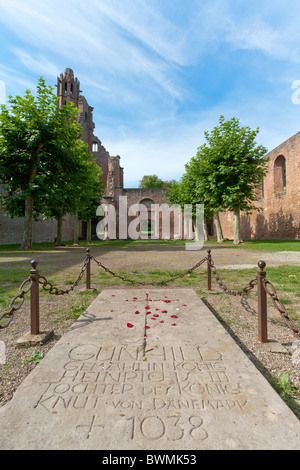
xmin=139 ymin=198 xmax=156 ymax=237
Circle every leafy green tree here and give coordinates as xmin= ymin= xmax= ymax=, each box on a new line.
xmin=191 ymin=116 xmax=268 ymax=244
xmin=77 ymin=160 xmax=105 ymax=244
xmin=164 ymin=170 xmax=215 ymax=242
xmin=0 ymin=78 xmax=85 ymax=250
xmin=42 ymin=141 xmax=104 ymax=245
xmin=139 ymin=174 xmax=165 ymax=188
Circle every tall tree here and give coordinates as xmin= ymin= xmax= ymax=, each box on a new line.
xmin=43 ymin=146 xmax=103 ymax=245
xmin=0 ymin=78 xmax=85 ymax=249
xmin=77 ymin=160 xmax=105 ymax=243
xmin=192 ymin=116 xmax=268 ymax=244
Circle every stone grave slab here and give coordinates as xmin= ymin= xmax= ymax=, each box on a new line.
xmin=0 ymin=288 xmax=299 ymax=450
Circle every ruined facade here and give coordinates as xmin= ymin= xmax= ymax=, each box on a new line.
xmin=0 ymin=68 xmax=299 ymax=244
xmin=219 ymin=132 xmax=300 ymax=240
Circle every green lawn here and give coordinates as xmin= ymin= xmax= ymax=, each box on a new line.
xmin=0 ymin=238 xmax=299 ymax=252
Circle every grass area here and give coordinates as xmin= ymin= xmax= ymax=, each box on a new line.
xmin=0 ymin=250 xmax=299 ymax=331
xmin=0 ymin=244 xmax=299 ymax=417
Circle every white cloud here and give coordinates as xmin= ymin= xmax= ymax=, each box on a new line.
xmin=11 ymin=48 xmax=60 ymax=77
xmin=0 ymin=0 xmax=186 ymax=101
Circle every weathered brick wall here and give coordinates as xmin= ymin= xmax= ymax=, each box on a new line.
xmin=0 ymin=212 xmax=76 ymax=245
xmin=219 ymin=132 xmax=300 ymax=240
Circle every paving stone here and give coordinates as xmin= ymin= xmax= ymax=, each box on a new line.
xmin=0 ymin=288 xmax=299 ymax=450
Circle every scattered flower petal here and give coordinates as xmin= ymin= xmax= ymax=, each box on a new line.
xmin=127 ymin=323 xmax=134 ymax=328
xmin=145 ymin=306 xmax=150 ymax=310
xmin=171 ymin=323 xmax=177 ymax=326
xmin=151 ymin=317 xmax=156 ymax=320
xmin=164 ymin=300 xmax=171 ymax=303
xmin=160 ymin=320 xmax=164 ymax=323
xmin=161 ymin=310 xmax=167 ymax=313
xmin=171 ymin=315 xmax=178 ymax=319
xmin=182 ymin=304 xmax=187 ymax=307
xmin=145 ymin=326 xmax=150 ymax=329
xmin=135 ymin=311 xmax=140 ymax=314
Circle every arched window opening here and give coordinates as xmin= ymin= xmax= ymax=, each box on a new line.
xmin=92 ymin=142 xmax=98 ymax=152
xmin=64 ymin=82 xmax=68 ymax=94
xmin=140 ymin=198 xmax=155 ymax=209
xmin=70 ymin=83 xmax=73 ymax=95
xmin=274 ymin=155 xmax=286 ymax=193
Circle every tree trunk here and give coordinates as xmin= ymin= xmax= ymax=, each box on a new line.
xmin=73 ymin=213 xmax=79 ymax=245
xmin=87 ymin=219 xmax=92 ymax=243
xmin=214 ymin=212 xmax=224 ymax=243
xmin=21 ymin=160 xmax=40 ymax=251
xmin=21 ymin=194 xmax=34 ymax=250
xmin=203 ymin=218 xmax=208 ymax=242
xmin=56 ymin=214 xmax=63 ymax=246
xmin=233 ymin=208 xmax=243 ymax=244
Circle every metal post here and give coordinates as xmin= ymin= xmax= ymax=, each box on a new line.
xmin=257 ymin=261 xmax=268 ymax=343
xmin=30 ymin=260 xmax=40 ymax=336
xmin=86 ymin=248 xmax=91 ymax=290
xmin=207 ymin=249 xmax=212 ymax=291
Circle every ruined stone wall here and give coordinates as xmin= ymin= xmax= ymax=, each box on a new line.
xmin=119 ymin=188 xmax=182 ymax=239
xmin=0 ymin=212 xmax=76 ymax=245
xmin=219 ymin=131 xmax=300 ymax=240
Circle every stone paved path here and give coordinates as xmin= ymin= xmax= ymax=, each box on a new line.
xmin=0 ymin=288 xmax=299 ymax=450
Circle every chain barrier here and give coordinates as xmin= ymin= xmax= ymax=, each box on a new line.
xmin=1 ymin=248 xmax=299 ymax=343
xmin=262 ymin=278 xmax=300 ymax=340
xmin=208 ymin=252 xmax=299 ymax=341
xmin=208 ymin=256 xmax=258 ymax=297
xmin=0 ymin=256 xmax=89 ymax=330
xmin=90 ymin=255 xmax=208 ymax=286
xmin=38 ymin=256 xmax=89 ymax=295
xmin=0 ymin=277 xmax=33 ymax=330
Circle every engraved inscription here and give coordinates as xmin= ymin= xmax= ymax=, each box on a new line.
xmin=35 ymin=344 xmax=249 ymax=443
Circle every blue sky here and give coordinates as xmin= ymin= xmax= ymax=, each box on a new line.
xmin=1 ymin=0 xmax=300 ymax=187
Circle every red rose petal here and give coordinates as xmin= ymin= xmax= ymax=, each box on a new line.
xmin=127 ymin=323 xmax=134 ymax=328
xmin=151 ymin=317 xmax=156 ymax=320
xmin=160 ymin=320 xmax=164 ymax=323
xmin=182 ymin=304 xmax=187 ymax=307
xmin=171 ymin=315 xmax=178 ymax=319
xmin=164 ymin=300 xmax=171 ymax=303
xmin=145 ymin=326 xmax=150 ymax=329
xmin=171 ymin=323 xmax=177 ymax=326
xmin=153 ymin=314 xmax=159 ymax=317
xmin=161 ymin=310 xmax=167 ymax=313
xmin=135 ymin=310 xmax=140 ymax=314
xmin=145 ymin=306 xmax=150 ymax=310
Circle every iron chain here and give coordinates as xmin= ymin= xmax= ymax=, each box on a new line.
xmin=90 ymin=255 xmax=208 ymax=286
xmin=38 ymin=256 xmax=89 ymax=295
xmin=208 ymin=258 xmax=258 ymax=296
xmin=0 ymin=277 xmax=33 ymax=330
xmin=262 ymin=278 xmax=300 ymax=340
